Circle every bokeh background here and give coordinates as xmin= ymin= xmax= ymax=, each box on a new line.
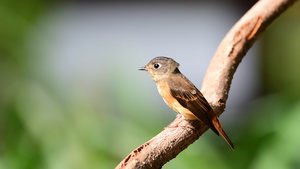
xmin=1 ymin=0 xmax=300 ymax=169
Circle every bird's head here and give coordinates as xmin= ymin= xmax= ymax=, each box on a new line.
xmin=139 ymin=56 xmax=180 ymax=82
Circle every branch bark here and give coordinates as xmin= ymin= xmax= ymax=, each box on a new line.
xmin=116 ymin=0 xmax=298 ymax=168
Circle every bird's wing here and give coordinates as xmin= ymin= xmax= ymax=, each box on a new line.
xmin=168 ymin=75 xmax=219 ymax=135
xmin=168 ymin=74 xmax=234 ymax=150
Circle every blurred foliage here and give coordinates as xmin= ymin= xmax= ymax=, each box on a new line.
xmin=262 ymin=3 xmax=300 ymax=99
xmin=0 ymin=1 xmax=300 ymax=169
xmin=0 ymin=0 xmax=54 ymax=169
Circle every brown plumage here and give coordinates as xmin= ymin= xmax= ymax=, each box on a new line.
xmin=139 ymin=56 xmax=234 ymax=150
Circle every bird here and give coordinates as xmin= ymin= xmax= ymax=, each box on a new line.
xmin=139 ymin=56 xmax=234 ymax=150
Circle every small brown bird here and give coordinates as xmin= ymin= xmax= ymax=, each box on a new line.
xmin=139 ymin=56 xmax=234 ymax=150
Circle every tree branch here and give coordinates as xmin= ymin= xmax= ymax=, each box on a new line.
xmin=116 ymin=0 xmax=298 ymax=168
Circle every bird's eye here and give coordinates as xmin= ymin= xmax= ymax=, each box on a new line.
xmin=153 ymin=63 xmax=160 ymax=69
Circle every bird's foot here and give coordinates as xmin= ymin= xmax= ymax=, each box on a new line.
xmin=166 ymin=115 xmax=184 ymax=128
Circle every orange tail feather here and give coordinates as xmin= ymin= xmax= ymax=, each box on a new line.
xmin=209 ymin=110 xmax=235 ymax=150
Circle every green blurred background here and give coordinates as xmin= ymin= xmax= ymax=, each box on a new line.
xmin=1 ymin=0 xmax=300 ymax=169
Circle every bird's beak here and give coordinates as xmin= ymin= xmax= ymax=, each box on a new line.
xmin=139 ymin=66 xmax=148 ymax=71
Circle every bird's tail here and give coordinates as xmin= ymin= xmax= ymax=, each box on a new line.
xmin=209 ymin=110 xmax=235 ymax=150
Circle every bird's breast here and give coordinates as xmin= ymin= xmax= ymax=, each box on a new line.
xmin=156 ymin=80 xmax=174 ymax=107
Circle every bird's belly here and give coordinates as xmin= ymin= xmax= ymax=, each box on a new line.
xmin=169 ymin=100 xmax=198 ymax=120
xmin=157 ymin=82 xmax=198 ymax=120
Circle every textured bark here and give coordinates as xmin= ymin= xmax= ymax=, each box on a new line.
xmin=116 ymin=0 xmax=298 ymax=168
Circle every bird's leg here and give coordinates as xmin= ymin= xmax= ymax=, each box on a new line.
xmin=167 ymin=114 xmax=184 ymax=128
